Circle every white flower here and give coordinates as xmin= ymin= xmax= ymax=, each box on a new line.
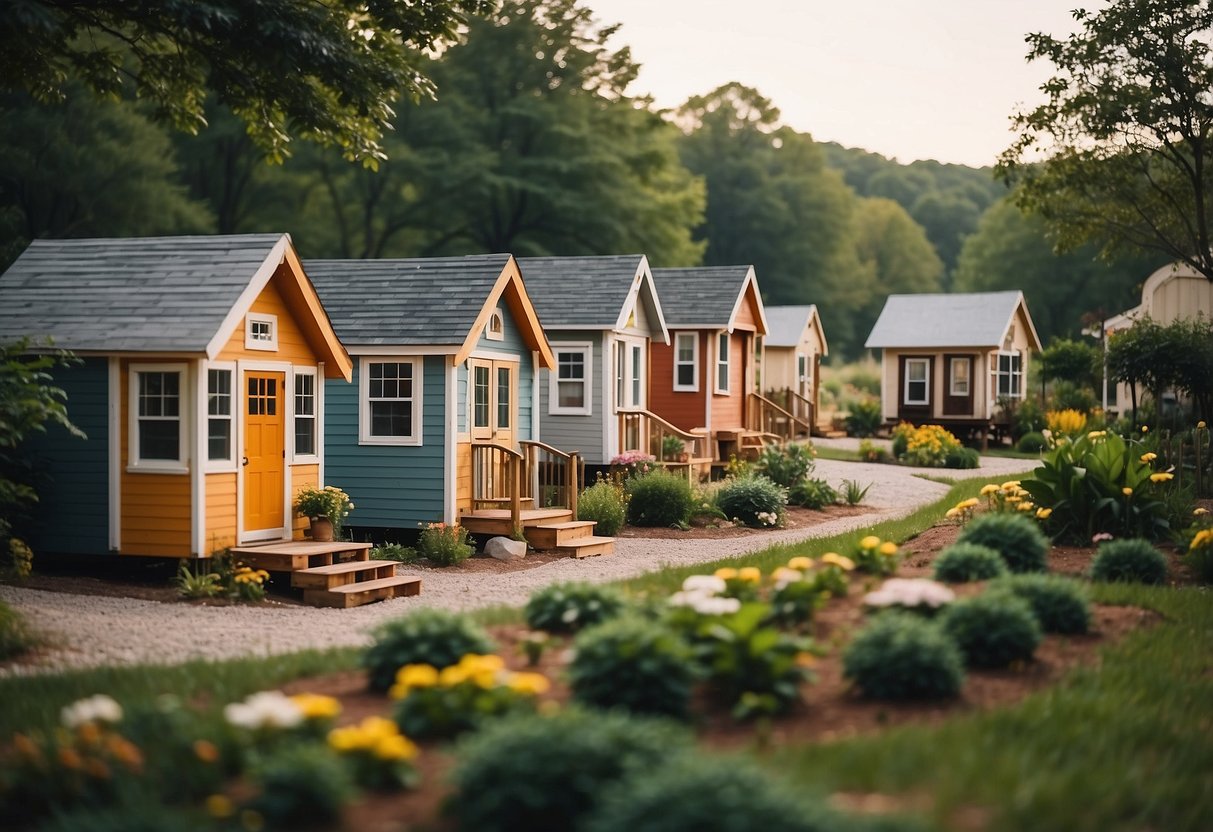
xmin=863 ymin=578 xmax=955 ymax=610
xmin=224 ymin=691 xmax=304 ymax=730
xmin=561 ymin=607 xmax=579 ymax=623
xmin=682 ymin=575 xmax=726 ymax=595
xmin=61 ymin=694 xmax=123 ymax=729
xmin=691 ymin=596 xmax=741 ymax=616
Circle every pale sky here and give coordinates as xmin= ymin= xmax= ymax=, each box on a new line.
xmin=591 ymin=0 xmax=1081 ymax=167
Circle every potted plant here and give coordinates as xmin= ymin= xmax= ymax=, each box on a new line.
xmin=294 ymin=485 xmax=354 ymax=542
xmin=661 ymin=434 xmax=686 ymax=462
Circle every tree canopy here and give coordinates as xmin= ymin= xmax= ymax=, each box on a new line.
xmin=0 ymin=0 xmax=494 ymax=164
xmin=1000 ymin=0 xmax=1213 ymax=281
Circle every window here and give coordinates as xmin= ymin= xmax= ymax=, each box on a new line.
xmin=715 ymin=332 xmax=730 ymax=393
xmin=904 ymin=358 xmax=929 ymax=405
xmin=995 ymin=351 xmax=1023 ymax=398
xmin=549 ymin=345 xmax=592 ymax=415
xmin=359 ymin=358 xmax=421 ymax=445
xmin=244 ymin=314 xmax=278 ymax=351
xmin=630 ymin=343 xmax=643 ymax=407
xmin=496 ymin=366 xmax=511 ymax=429
xmin=797 ymin=353 xmax=808 ymax=382
xmin=486 ymin=308 xmax=504 ymax=341
xmin=129 ymin=364 xmax=187 ymax=471
xmin=949 ymin=357 xmax=971 ymax=397
xmin=294 ymin=371 xmax=317 ymax=457
xmin=753 ymin=335 xmax=763 ymax=391
xmin=673 ymin=332 xmax=698 ymax=391
xmin=473 ymin=364 xmax=491 ymax=429
xmin=207 ymin=368 xmax=234 ymax=464
xmin=615 ymin=341 xmax=625 ymax=407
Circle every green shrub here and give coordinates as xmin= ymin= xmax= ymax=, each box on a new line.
xmin=842 ymin=612 xmax=964 ymax=700
xmin=362 ymin=609 xmax=496 ymax=692
xmin=447 ymin=709 xmax=690 ymax=832
xmin=940 ymin=593 xmax=1042 ymax=668
xmin=35 ymin=805 xmax=203 ymax=832
xmin=944 ymin=446 xmax=980 ymax=469
xmin=524 ymin=581 xmax=628 ymax=633
xmin=715 ymin=475 xmax=787 ymax=528
xmin=1017 ymin=431 xmax=1047 ymax=453
xmin=956 ymin=512 xmax=1049 ymax=573
xmin=841 ymin=478 xmax=873 ymax=505
xmin=0 ymin=600 xmax=36 ymax=660
xmin=578 ymin=479 xmax=627 ymax=536
xmin=890 ymin=422 xmax=912 ymax=457
xmin=933 ymin=542 xmax=1009 ymax=583
xmin=370 ymin=542 xmax=419 ymax=563
xmin=857 ymin=439 xmax=889 ymax=463
xmin=418 ymin=521 xmax=473 ymax=566
xmin=788 ymin=478 xmax=838 ymax=509
xmin=756 ymin=442 xmax=815 ymax=488
xmin=1010 ymin=397 xmax=1046 ymax=440
xmin=392 ymin=656 xmax=539 ymax=740
xmin=626 ymin=469 xmax=694 ymax=527
xmin=248 ymin=742 xmax=355 ymax=827
xmin=1090 ymin=538 xmax=1169 ymax=584
xmin=845 ymin=399 xmax=883 ymax=438
xmin=569 ymin=617 xmax=695 ymax=718
xmin=993 ymin=574 xmax=1091 ymax=634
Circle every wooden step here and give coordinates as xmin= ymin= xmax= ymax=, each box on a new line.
xmin=303 ymin=575 xmax=422 ymax=609
xmin=552 ymin=535 xmax=615 ymax=559
xmin=230 ymin=541 xmax=372 ymax=572
xmin=461 ymin=508 xmax=573 ymax=536
xmin=526 ymin=521 xmax=596 ymax=549
xmin=291 ymin=559 xmax=399 ymax=590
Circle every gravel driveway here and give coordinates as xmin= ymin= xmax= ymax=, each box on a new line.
xmin=0 ymin=455 xmax=1035 ymax=676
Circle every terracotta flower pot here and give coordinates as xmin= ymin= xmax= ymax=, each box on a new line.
xmin=309 ymin=517 xmax=335 ymax=542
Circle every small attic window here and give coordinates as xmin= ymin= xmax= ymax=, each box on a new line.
xmin=486 ymin=308 xmax=505 ymax=341
xmin=245 ymin=314 xmax=278 ymax=351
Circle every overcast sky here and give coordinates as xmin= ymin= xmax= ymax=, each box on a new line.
xmin=591 ymin=0 xmax=1081 ymax=168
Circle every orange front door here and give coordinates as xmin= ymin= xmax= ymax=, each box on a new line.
xmin=244 ymin=371 xmax=285 ymax=532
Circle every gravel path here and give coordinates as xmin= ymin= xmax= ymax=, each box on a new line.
xmin=0 ymin=456 xmax=1035 ymax=676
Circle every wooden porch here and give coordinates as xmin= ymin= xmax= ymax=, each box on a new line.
xmin=617 ymin=408 xmax=713 ymax=480
xmin=229 ymin=540 xmax=421 ymax=609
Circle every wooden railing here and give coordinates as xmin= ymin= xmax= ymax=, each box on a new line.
xmin=616 ymin=408 xmax=709 ymax=462
xmin=748 ymin=392 xmax=812 ymax=441
xmin=470 ymin=440 xmax=582 ymax=531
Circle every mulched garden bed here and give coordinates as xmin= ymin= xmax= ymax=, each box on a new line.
xmin=617 ymin=503 xmax=873 ymax=540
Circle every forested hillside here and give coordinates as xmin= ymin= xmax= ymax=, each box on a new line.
xmin=0 ymin=0 xmax=1163 ymax=358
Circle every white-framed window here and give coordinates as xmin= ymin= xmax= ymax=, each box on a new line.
xmin=674 ymin=332 xmax=698 ymax=391
xmin=206 ymin=365 xmax=236 ymax=467
xmin=949 ymin=357 xmax=971 ymax=397
xmin=245 ymin=313 xmax=278 ymax=351
xmin=630 ymin=342 xmax=643 ymax=407
xmin=715 ymin=332 xmax=731 ymax=394
xmin=486 ymin=308 xmax=505 ymax=341
xmin=496 ymin=365 xmax=511 ymax=429
xmin=904 ymin=358 xmax=930 ymax=405
xmin=359 ymin=357 xmax=422 ymax=445
xmin=549 ymin=343 xmax=592 ymax=415
xmin=129 ymin=363 xmax=188 ymax=472
xmin=994 ymin=350 xmax=1023 ymax=398
xmin=294 ymin=369 xmax=318 ymax=458
xmin=797 ymin=353 xmax=808 ymax=383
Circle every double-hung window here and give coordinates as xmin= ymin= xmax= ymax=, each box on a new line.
xmin=129 ymin=364 xmax=188 ymax=471
xmin=360 ymin=358 xmax=421 ymax=445
xmin=904 ymin=358 xmax=930 ymax=405
xmin=715 ymin=333 xmax=730 ymax=394
xmin=550 ymin=344 xmax=592 ymax=415
xmin=994 ymin=351 xmax=1023 ymax=398
xmin=673 ymin=332 xmax=698 ymax=391
xmin=949 ymin=357 xmax=971 ymax=397
xmin=207 ymin=367 xmax=235 ymax=467
xmin=294 ymin=370 xmax=318 ymax=457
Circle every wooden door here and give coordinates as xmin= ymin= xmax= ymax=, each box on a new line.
xmin=244 ymin=371 xmax=285 ymax=532
xmin=470 ymin=359 xmax=516 ymax=445
xmin=943 ymin=355 xmax=973 ymax=416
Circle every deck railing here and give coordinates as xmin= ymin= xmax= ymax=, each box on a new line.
xmin=617 ymin=408 xmax=709 ymax=461
xmin=520 ymin=440 xmax=583 ymax=519
xmin=470 ymin=440 xmax=583 ymax=531
xmin=748 ymin=392 xmax=812 ymax=441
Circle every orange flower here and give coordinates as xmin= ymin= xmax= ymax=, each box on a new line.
xmin=193 ymin=739 xmax=220 ymax=764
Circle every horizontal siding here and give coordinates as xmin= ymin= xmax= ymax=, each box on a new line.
xmin=24 ymin=358 xmax=111 ymax=555
xmin=290 ymin=464 xmax=320 ymax=539
xmin=456 ymin=440 xmax=472 ymax=514
xmin=205 ymin=472 xmax=237 ymax=554
xmin=216 ymin=264 xmax=320 ymax=365
xmin=650 ymin=332 xmax=708 ymax=433
xmin=537 ymin=331 xmax=605 ymax=464
xmin=324 ymin=355 xmax=446 ymax=531
xmin=711 ymin=330 xmax=749 ymax=432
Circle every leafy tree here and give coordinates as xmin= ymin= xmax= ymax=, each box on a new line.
xmin=909 ymin=191 xmax=980 ymax=282
xmin=1106 ymin=318 xmax=1172 ymax=424
xmin=0 ymin=0 xmax=494 ymax=165
xmin=1039 ymin=338 xmax=1101 ymax=389
xmin=1000 ymin=0 xmax=1213 ymax=281
xmin=0 ymin=92 xmax=213 ymax=269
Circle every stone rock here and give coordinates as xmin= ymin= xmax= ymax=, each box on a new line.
xmin=485 ymin=536 xmax=527 ymax=561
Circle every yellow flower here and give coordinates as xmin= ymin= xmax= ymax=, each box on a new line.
xmin=438 ymin=664 xmax=471 ymax=687
xmin=980 ymin=484 xmax=999 ymax=496
xmin=506 ymin=672 xmax=552 ymax=696
xmin=860 ymin=535 xmax=881 ymax=550
xmin=737 ymin=566 xmax=762 ymax=583
xmin=1141 ymin=425 xmax=1149 ymax=433
xmin=1199 ymin=421 xmax=1207 ymax=430
xmin=390 ymin=663 xmax=440 ymax=699
xmin=1001 ymin=480 xmax=1020 ymax=490
xmin=206 ymin=794 xmax=235 ymax=819
xmin=879 ymin=541 xmax=898 ymax=557
xmin=1140 ymin=452 xmax=1157 ymax=463
xmin=290 ymin=693 xmax=341 ymax=721
xmin=958 ymin=497 xmax=980 ymax=509
xmin=714 ymin=567 xmax=738 ymax=580
xmin=327 ymin=727 xmax=359 ymax=753
xmin=945 ymin=508 xmax=960 ymax=519
xmin=1017 ymin=501 xmax=1034 ymax=511
xmin=373 ymin=733 xmax=419 ymax=762
xmin=1150 ymin=472 xmax=1173 ymax=483
xmin=1195 ymin=507 xmax=1210 ymax=516
xmin=1036 ymin=507 xmax=1053 ymax=520
xmin=1190 ymin=529 xmax=1213 ymax=550
xmin=1123 ymin=487 xmax=1133 ymax=496
xmin=787 ymin=556 xmax=814 ymax=571
xmin=795 ymin=651 xmax=819 ymax=668
xmin=821 ymin=552 xmax=856 ymax=571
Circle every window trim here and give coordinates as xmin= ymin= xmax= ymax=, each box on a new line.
xmin=949 ymin=356 xmax=971 ymax=397
xmin=994 ymin=350 xmax=1023 ymax=399
xmin=292 ymin=367 xmax=321 ymax=462
xmin=128 ymin=362 xmax=189 ymax=474
xmin=244 ymin=313 xmax=278 ymax=352
xmin=359 ymin=357 xmax=423 ymax=446
xmin=549 ymin=342 xmax=593 ymax=416
xmin=714 ymin=332 xmax=731 ymax=394
xmin=205 ymin=362 xmax=237 ymax=472
xmin=673 ymin=332 xmax=699 ymax=392
xmin=903 ymin=357 xmax=930 ymax=406
xmin=485 ymin=307 xmax=505 ymax=342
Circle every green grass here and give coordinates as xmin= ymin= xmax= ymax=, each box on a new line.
xmin=770 ymin=581 xmax=1213 ymax=832
xmin=812 ymin=445 xmax=863 ymax=462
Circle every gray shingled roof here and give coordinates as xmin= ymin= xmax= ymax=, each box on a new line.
xmin=306 ymin=255 xmax=512 ymax=346
xmin=0 ymin=234 xmax=286 ymax=352
xmin=651 ymin=266 xmax=752 ymax=327
xmin=765 ymin=305 xmax=819 ymax=348
xmin=516 ymin=256 xmax=644 ymax=328
xmin=865 ymin=291 xmax=1026 ymax=348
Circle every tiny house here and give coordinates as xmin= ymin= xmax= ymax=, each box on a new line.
xmin=0 ymin=234 xmax=351 ymax=558
xmin=865 ymin=291 xmax=1041 ymax=441
xmin=762 ymin=304 xmax=829 ymax=437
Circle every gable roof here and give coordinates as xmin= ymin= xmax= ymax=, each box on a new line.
xmin=650 ymin=265 xmax=768 ymax=334
xmin=0 ymin=234 xmax=351 ymax=377
xmin=307 ymin=254 xmax=554 ymax=368
xmin=864 ymin=291 xmax=1041 ymax=351
xmin=516 ymin=255 xmax=667 ymax=341
xmin=764 ymin=304 xmax=826 ymax=354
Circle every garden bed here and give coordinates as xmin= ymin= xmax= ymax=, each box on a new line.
xmin=617 ymin=503 xmax=873 ymax=540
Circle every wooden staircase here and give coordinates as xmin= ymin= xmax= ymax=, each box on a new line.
xmin=229 ymin=540 xmax=421 ymax=609
xmin=460 ymin=508 xmax=615 ymax=558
